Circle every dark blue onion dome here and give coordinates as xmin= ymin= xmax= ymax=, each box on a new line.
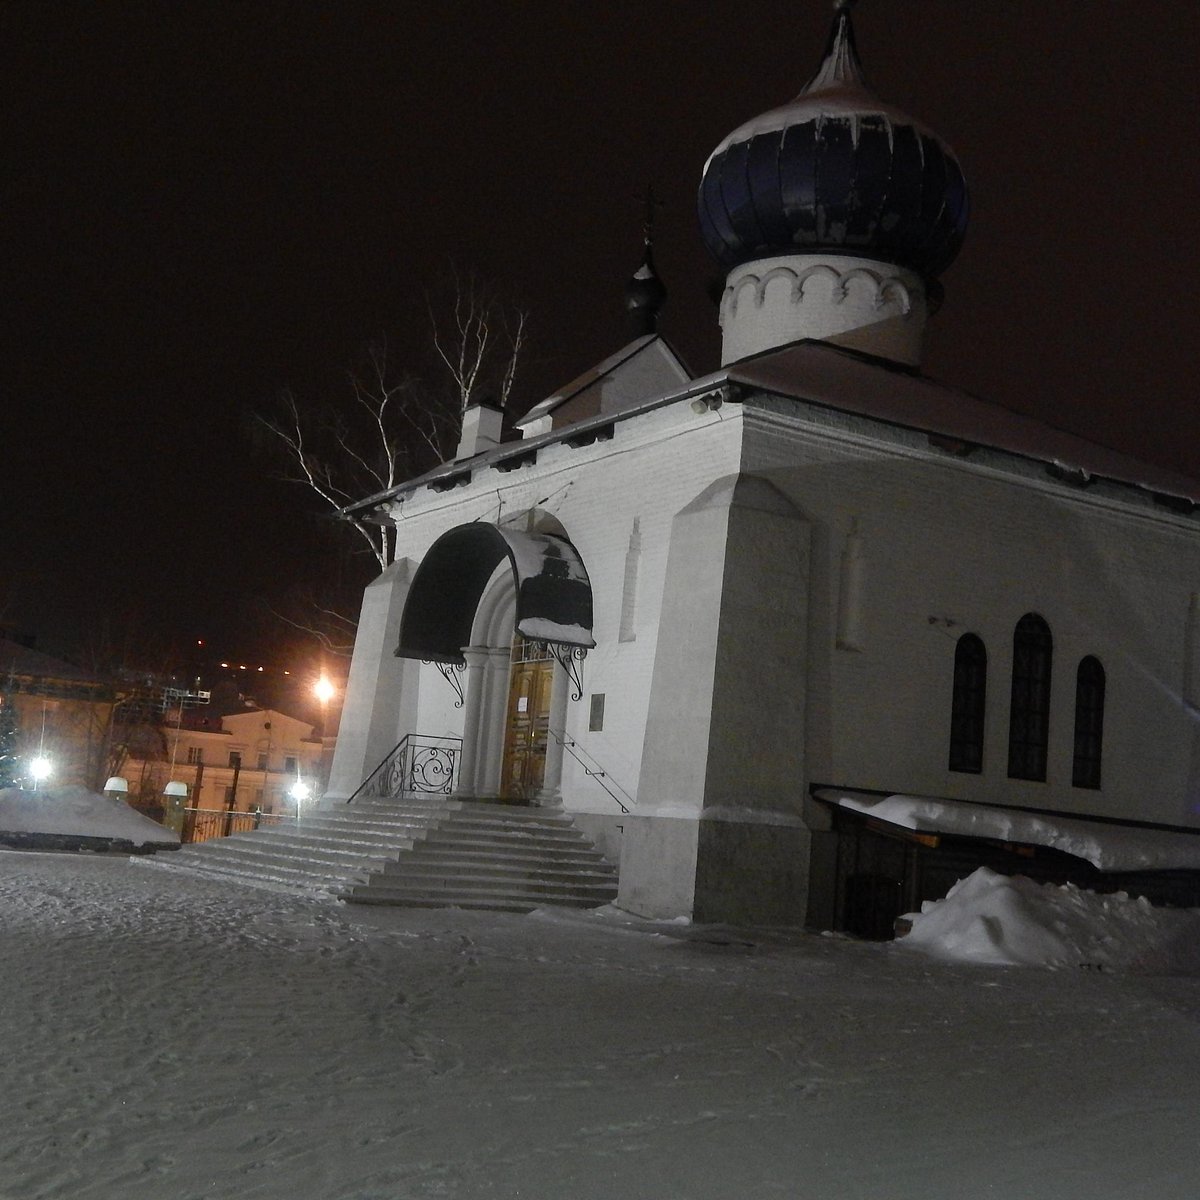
xmin=698 ymin=4 xmax=969 ymax=282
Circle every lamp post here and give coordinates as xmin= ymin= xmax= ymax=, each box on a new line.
xmin=29 ymin=700 xmax=51 ymax=791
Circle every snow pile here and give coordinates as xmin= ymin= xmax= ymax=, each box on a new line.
xmin=0 ymin=784 xmax=178 ymax=847
xmin=899 ymin=867 xmax=1200 ymax=974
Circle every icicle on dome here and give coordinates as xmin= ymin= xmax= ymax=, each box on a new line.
xmin=698 ymin=0 xmax=969 ymax=366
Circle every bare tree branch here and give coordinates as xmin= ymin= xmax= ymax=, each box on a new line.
xmin=252 ymin=272 xmax=529 ymax=651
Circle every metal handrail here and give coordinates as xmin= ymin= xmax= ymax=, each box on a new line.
xmin=344 ymin=733 xmax=463 ymax=805
xmin=548 ymin=728 xmax=633 ymax=814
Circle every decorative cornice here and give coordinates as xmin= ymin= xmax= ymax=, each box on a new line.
xmin=723 ymin=261 xmax=920 ymax=320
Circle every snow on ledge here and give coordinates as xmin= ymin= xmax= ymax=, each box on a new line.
xmin=815 ymin=788 xmax=1200 ymax=872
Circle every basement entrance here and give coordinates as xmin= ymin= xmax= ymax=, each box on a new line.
xmin=500 ymin=636 xmax=554 ymax=800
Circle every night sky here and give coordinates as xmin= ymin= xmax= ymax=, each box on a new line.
xmin=3 ymin=1 xmax=1198 ymax=671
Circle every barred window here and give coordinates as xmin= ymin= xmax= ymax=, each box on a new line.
xmin=1072 ymin=656 xmax=1105 ymax=789
xmin=948 ymin=633 xmax=987 ymax=774
xmin=1008 ymin=613 xmax=1052 ymax=781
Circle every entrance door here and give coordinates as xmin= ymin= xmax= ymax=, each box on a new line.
xmin=500 ymin=637 xmax=554 ymax=800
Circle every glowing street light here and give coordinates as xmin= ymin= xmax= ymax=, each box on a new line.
xmin=313 ymin=677 xmax=335 ymax=705
xmin=289 ymin=777 xmax=312 ymax=821
xmin=29 ymin=755 xmax=52 ymax=789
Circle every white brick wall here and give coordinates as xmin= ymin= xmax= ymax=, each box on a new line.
xmin=741 ymin=403 xmax=1200 ymax=831
xmin=335 ymin=384 xmax=1200 ymax=838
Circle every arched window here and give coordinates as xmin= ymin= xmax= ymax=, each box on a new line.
xmin=948 ymin=633 xmax=987 ymax=773
xmin=1072 ymin=656 xmax=1105 ymax=789
xmin=1008 ymin=613 xmax=1052 ymax=781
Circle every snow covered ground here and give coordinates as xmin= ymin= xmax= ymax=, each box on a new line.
xmin=2 ymin=852 xmax=1200 ymax=1200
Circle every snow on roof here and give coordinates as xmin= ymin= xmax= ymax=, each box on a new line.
xmin=898 ymin=866 xmax=1200 ymax=973
xmin=732 ymin=343 xmax=1200 ymax=506
xmin=515 ymin=334 xmax=690 ymax=427
xmin=0 ymin=785 xmax=179 ymax=847
xmin=0 ymin=638 xmax=103 ymax=685
xmin=816 ymin=788 xmax=1200 ymax=872
xmin=344 ymin=340 xmax=1200 ymax=519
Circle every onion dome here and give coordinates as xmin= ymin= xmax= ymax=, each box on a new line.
xmin=625 ymin=239 xmax=667 ymax=338
xmin=698 ymin=2 xmax=969 ymax=281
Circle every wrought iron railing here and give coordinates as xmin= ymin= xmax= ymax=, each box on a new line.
xmin=345 ymin=734 xmax=462 ymax=805
xmin=548 ymin=729 xmax=633 ymax=813
xmin=183 ymin=806 xmax=288 ymax=845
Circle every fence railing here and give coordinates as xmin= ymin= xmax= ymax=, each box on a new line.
xmin=345 ymin=734 xmax=463 ymax=805
xmin=183 ymin=806 xmax=289 ymax=845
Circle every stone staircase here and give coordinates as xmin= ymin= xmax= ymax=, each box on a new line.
xmin=140 ymin=795 xmax=619 ymax=913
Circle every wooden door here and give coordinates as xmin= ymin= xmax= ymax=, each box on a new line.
xmin=500 ymin=639 xmax=554 ymax=800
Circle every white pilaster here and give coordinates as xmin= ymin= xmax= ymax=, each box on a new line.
xmin=456 ymin=646 xmax=491 ymax=797
xmin=537 ymin=659 xmax=570 ymax=808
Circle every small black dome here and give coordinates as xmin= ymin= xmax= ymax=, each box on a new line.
xmin=625 ymin=241 xmax=667 ymax=338
xmin=698 ymin=7 xmax=969 ymax=280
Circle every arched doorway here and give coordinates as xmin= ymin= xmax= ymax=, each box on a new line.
xmin=397 ymin=520 xmax=594 ymax=804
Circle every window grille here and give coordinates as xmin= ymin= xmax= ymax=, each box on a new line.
xmin=511 ymin=636 xmax=553 ymax=664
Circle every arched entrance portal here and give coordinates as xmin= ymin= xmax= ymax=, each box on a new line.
xmin=397 ymin=522 xmax=595 ymax=804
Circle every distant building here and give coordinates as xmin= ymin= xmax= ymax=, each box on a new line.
xmin=123 ymin=707 xmax=324 ymax=827
xmin=326 ymin=8 xmax=1200 ymax=931
xmin=0 ymin=637 xmax=115 ymax=789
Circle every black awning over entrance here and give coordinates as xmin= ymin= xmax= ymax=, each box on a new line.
xmin=397 ymin=524 xmax=595 ymax=665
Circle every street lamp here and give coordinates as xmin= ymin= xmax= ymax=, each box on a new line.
xmin=29 ymin=755 xmax=52 ymax=789
xmin=289 ymin=777 xmax=312 ymax=820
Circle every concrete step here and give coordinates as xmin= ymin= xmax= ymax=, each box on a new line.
xmin=342 ymin=879 xmax=616 ymax=911
xmin=244 ymin=827 xmax=427 ymax=856
xmin=405 ymin=848 xmax=612 ymax=877
xmin=146 ymin=787 xmax=618 ymax=911
xmin=171 ymin=839 xmax=401 ymax=873
xmin=143 ymin=853 xmax=373 ymax=895
xmin=413 ymin=833 xmax=608 ymax=863
xmin=285 ymin=813 xmax=439 ymax=837
xmin=377 ymin=858 xmax=617 ymax=886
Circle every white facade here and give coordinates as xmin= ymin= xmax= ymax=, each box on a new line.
xmin=326 ymin=338 xmax=1200 ymax=926
xmin=126 ymin=708 xmax=323 ymax=815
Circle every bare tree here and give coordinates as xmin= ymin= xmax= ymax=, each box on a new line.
xmin=254 ymin=276 xmax=529 ymax=652
xmin=430 ymin=271 xmax=529 ymax=416
xmin=257 ymin=347 xmax=445 ymax=572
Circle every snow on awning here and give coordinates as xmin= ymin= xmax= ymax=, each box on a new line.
xmin=397 ymin=524 xmax=595 ymax=666
xmin=815 ymin=788 xmax=1200 ymax=873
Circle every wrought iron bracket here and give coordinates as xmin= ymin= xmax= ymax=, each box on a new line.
xmin=542 ymin=643 xmax=587 ymax=701
xmin=425 ymin=659 xmax=465 ymax=708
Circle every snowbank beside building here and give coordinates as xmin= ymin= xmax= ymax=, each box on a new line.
xmin=0 ymin=785 xmax=179 ymax=849
xmin=899 ymin=866 xmax=1200 ymax=974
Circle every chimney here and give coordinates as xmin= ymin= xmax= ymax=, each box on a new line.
xmin=455 ymin=401 xmax=505 ymax=460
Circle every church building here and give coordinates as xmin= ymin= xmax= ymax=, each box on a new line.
xmin=325 ymin=5 xmax=1200 ymax=933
